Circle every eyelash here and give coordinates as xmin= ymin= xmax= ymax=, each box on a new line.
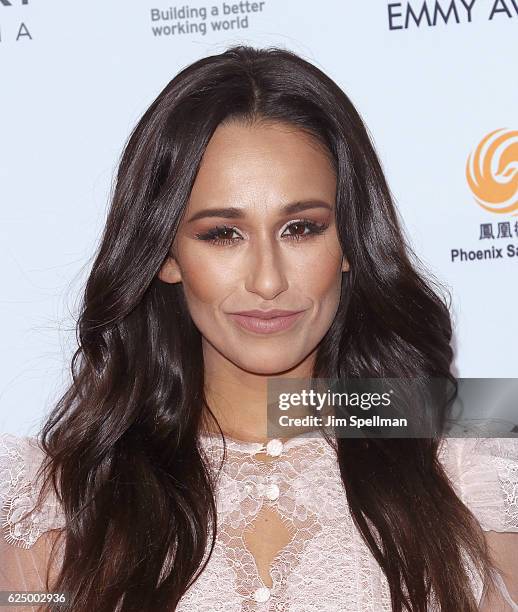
xmin=195 ymin=219 xmax=329 ymax=246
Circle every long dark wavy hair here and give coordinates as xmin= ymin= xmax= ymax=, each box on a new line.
xmin=30 ymin=45 xmax=499 ymax=611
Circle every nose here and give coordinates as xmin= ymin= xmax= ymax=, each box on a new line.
xmin=244 ymin=236 xmax=289 ymax=300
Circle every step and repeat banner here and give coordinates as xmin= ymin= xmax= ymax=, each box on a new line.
xmin=1 ymin=1 xmax=517 ymax=435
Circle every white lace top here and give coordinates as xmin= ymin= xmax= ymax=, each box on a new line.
xmin=1 ymin=432 xmax=517 ymax=611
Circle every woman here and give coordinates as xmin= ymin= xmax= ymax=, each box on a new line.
xmin=0 ymin=45 xmax=517 ymax=611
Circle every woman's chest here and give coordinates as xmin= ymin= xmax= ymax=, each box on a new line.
xmin=176 ymin=438 xmax=393 ymax=611
xmin=175 ymin=436 xmax=487 ymax=611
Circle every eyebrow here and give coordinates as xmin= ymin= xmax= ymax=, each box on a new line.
xmin=186 ymin=200 xmax=333 ymax=223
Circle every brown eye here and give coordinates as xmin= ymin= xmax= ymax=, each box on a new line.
xmin=282 ymin=220 xmax=329 ymax=241
xmin=287 ymin=222 xmax=307 ymax=237
xmin=219 ymin=227 xmax=235 ymax=240
xmin=195 ymin=225 xmax=242 ymax=246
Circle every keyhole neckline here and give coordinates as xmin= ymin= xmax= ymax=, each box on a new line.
xmin=198 ymin=427 xmax=330 ymax=455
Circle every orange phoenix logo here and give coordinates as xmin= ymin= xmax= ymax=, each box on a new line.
xmin=466 ymin=128 xmax=518 ymax=215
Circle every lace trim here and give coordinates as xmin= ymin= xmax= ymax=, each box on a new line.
xmin=198 ymin=427 xmax=331 ymax=455
xmin=438 ymin=437 xmax=518 ymax=533
xmin=0 ymin=434 xmax=64 ymax=549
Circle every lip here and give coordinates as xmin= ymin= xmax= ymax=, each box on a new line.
xmin=231 ymin=309 xmax=304 ymax=319
xmin=228 ymin=310 xmax=307 ymax=335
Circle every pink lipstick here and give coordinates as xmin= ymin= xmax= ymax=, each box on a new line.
xmin=228 ymin=309 xmax=306 ymax=335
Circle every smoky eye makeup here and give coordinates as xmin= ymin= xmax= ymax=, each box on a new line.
xmin=194 ymin=218 xmax=330 ymax=246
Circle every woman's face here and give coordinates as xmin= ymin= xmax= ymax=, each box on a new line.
xmin=158 ymin=120 xmax=349 ymax=375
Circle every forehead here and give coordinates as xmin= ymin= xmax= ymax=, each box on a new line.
xmin=188 ymin=120 xmax=336 ymax=210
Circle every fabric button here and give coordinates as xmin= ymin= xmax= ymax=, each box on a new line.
xmin=253 ymin=586 xmax=271 ymax=602
xmin=266 ymin=438 xmax=283 ymax=456
xmin=264 ymin=483 xmax=280 ymax=500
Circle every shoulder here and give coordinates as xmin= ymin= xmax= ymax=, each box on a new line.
xmin=437 ymin=437 xmax=518 ymax=533
xmin=0 ymin=432 xmax=65 ymax=549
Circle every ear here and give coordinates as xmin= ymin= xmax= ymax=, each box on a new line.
xmin=341 ymin=256 xmax=350 ymax=272
xmin=158 ymin=253 xmax=182 ymax=284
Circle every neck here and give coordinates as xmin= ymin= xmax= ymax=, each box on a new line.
xmin=200 ymin=340 xmax=317 ymax=444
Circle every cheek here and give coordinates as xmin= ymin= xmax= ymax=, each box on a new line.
xmin=304 ymin=265 xmax=343 ymax=324
xmin=177 ymin=246 xmax=233 ymax=307
xmin=295 ymin=242 xmax=343 ymax=297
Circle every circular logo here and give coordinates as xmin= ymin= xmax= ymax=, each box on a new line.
xmin=466 ymin=128 xmax=518 ymax=215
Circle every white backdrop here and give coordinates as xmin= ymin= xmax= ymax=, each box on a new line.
xmin=1 ymin=0 xmax=517 ymax=436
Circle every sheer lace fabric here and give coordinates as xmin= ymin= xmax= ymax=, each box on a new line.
xmin=1 ymin=432 xmax=517 ymax=611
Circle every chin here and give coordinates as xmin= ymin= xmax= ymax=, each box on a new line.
xmin=232 ymin=354 xmax=308 ymax=376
